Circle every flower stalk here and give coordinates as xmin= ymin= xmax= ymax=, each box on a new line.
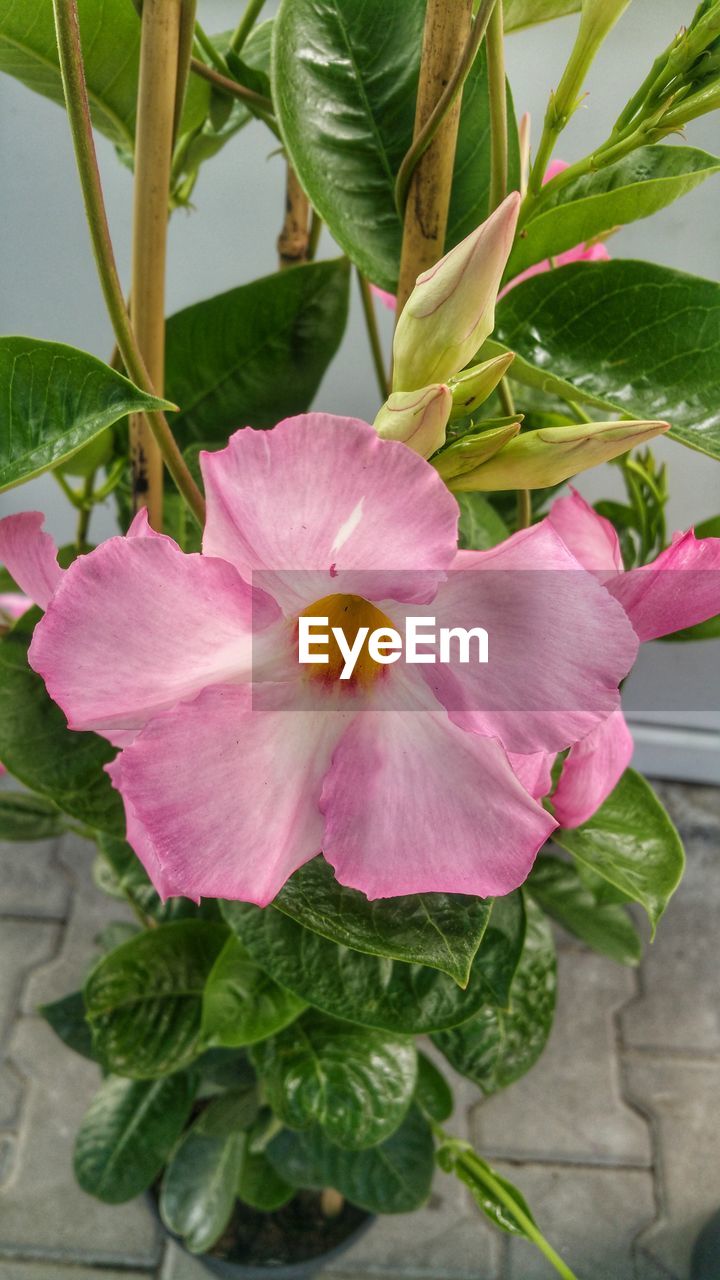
xmin=278 ymin=165 xmax=311 ymax=269
xmin=486 ymin=0 xmax=508 ymax=212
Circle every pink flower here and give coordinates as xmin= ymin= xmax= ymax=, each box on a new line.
xmin=544 ymin=489 xmax=720 ymax=826
xmin=0 ymin=416 xmax=640 ymax=905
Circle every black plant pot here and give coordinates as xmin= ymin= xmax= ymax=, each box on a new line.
xmin=150 ymin=1190 xmax=375 ymax=1280
xmin=691 ymin=1209 xmax=720 ymax=1279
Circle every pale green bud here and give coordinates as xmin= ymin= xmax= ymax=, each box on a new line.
xmin=448 ymin=419 xmax=669 ymax=492
xmin=579 ymin=0 xmax=633 ymax=49
xmin=448 ymin=352 xmax=515 ymax=421
xmin=392 ymin=192 xmax=521 ymax=393
xmin=433 ymin=422 xmax=521 ymax=482
xmin=373 ymin=384 xmax=452 ymax=458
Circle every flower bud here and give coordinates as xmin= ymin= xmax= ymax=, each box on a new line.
xmin=373 ymin=384 xmax=452 ymax=458
xmin=433 ymin=422 xmax=521 ymax=482
xmin=448 ymin=419 xmax=669 ymax=492
xmin=391 ymin=192 xmax=521 ymax=393
xmin=448 ymin=352 xmax=515 ymax=421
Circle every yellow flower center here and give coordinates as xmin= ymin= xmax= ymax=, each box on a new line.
xmin=297 ymin=593 xmax=396 ymax=688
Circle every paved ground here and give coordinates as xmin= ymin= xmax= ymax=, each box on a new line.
xmin=0 ymin=781 xmax=718 ymax=1280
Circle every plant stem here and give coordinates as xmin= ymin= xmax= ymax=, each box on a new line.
xmin=193 ymin=19 xmax=227 ymax=73
xmin=230 ymin=0 xmax=267 ymax=54
xmin=395 ymin=0 xmax=474 ymax=320
xmin=486 ymin=0 xmax=507 ymax=212
xmin=497 ymin=376 xmax=530 ymax=528
xmin=277 ymin=165 xmax=311 ymax=268
xmin=308 ymin=209 xmax=323 ymax=260
xmin=173 ymin=0 xmax=197 ymax=142
xmin=357 ymin=271 xmax=390 ymax=401
xmin=51 ymin=0 xmax=206 ymax=526
xmin=189 ymin=56 xmax=274 ymax=114
xmin=76 ymin=471 xmax=96 ymax=550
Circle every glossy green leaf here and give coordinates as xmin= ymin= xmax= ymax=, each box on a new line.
xmin=433 ymin=898 xmax=556 ymax=1095
xmin=165 ymin=259 xmax=350 ymax=446
xmin=0 ymin=338 xmax=172 ymax=492
xmin=0 ymin=0 xmax=208 ymax=156
xmin=510 ymin=148 xmax=720 ymax=278
xmin=437 ymin=1138 xmax=538 ymax=1237
xmin=496 ymin=261 xmax=720 ymax=459
xmin=554 ymin=768 xmax=685 ymax=932
xmin=273 ymin=0 xmax=518 ymax=292
xmin=201 ymin=934 xmax=305 ymax=1048
xmin=274 ymin=856 xmax=493 ymax=987
xmin=84 ymin=921 xmax=229 ymax=1078
xmin=251 ymin=1011 xmax=417 ymax=1149
xmin=74 ymin=1072 xmax=197 ymax=1204
xmin=528 ymin=854 xmax=642 ymax=965
xmin=414 ymin=1051 xmax=453 ymax=1123
xmin=457 ymin=493 xmax=510 ymax=551
xmin=237 ymin=1136 xmax=294 ymax=1211
xmin=221 ymin=893 xmax=524 ymax=1035
xmin=267 ymin=1106 xmax=434 ymax=1214
xmin=160 ymin=1098 xmax=248 ymax=1253
xmin=0 ymin=791 xmax=66 ymax=841
xmin=40 ymin=991 xmax=95 ymax=1061
xmin=0 ymin=614 xmax=124 ymax=835
xmin=503 ymin=0 xmax=581 ymax=31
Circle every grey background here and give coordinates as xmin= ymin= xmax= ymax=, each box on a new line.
xmin=0 ymin=0 xmax=718 ymax=774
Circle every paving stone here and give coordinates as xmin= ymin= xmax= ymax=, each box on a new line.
xmin=0 ymin=1016 xmax=159 ymax=1268
xmin=0 ymin=919 xmax=59 ymax=1046
xmin=470 ymin=949 xmax=651 ymax=1166
xmin=0 ymin=838 xmax=69 ymax=919
xmin=0 ymin=1265 xmax=152 ymax=1279
xmin=499 ymin=1161 xmax=655 ymax=1279
xmin=625 ymin=1054 xmax=720 ymax=1279
xmin=0 ymin=1060 xmax=23 ymax=1128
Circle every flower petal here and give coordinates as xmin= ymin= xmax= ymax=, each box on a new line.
xmin=201 ymin=414 xmax=459 ymax=609
xmin=547 ymin=487 xmax=623 ymax=572
xmin=29 ymin=535 xmax=274 ymax=732
xmin=608 ymin=529 xmax=720 ymax=641
xmin=321 ymin=670 xmax=556 ymax=899
xmin=0 ymin=512 xmax=63 ymax=610
xmin=108 ymin=684 xmax=349 ymax=906
xmin=509 ymin=749 xmax=555 ymax=802
xmin=552 ymin=707 xmax=634 ymax=828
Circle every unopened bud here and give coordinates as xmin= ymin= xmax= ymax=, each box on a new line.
xmin=392 ymin=192 xmax=521 ymax=393
xmin=448 ymin=352 xmax=515 ymax=421
xmin=433 ymin=422 xmax=522 ymax=482
xmin=448 ymin=419 xmax=669 ymax=492
xmin=374 ymin=384 xmax=452 ymax=458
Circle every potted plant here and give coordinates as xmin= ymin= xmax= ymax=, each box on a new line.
xmin=1 ymin=0 xmax=719 ymax=1275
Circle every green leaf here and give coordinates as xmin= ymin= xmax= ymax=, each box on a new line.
xmin=274 ymin=856 xmax=493 ymax=987
xmin=496 ymin=261 xmax=720 ymax=460
xmin=433 ymin=897 xmax=556 ymax=1095
xmin=0 ymin=791 xmax=66 ymax=841
xmin=160 ymin=1098 xmax=247 ymax=1253
xmin=237 ymin=1137 xmax=294 ymax=1211
xmin=273 ymin=0 xmax=519 ymax=292
xmin=437 ymin=1139 xmax=538 ymax=1237
xmin=503 ymin=0 xmax=581 ymax=31
xmin=528 ymin=854 xmax=642 ymax=965
xmin=221 ymin=893 xmax=524 ymax=1035
xmin=201 ymin=935 xmax=305 ymax=1048
xmin=267 ymin=1106 xmax=434 ymax=1214
xmin=0 ymin=615 xmax=124 ymax=835
xmin=510 ymin=148 xmax=720 ymax=279
xmin=0 ymin=0 xmax=208 ymax=157
xmin=84 ymin=921 xmax=229 ymax=1078
xmin=251 ymin=1011 xmax=417 ymax=1150
xmin=40 ymin=991 xmax=95 ymax=1061
xmin=554 ymin=768 xmax=685 ymax=932
xmin=74 ymin=1072 xmax=197 ymax=1204
xmin=96 ymin=833 xmax=220 ymax=924
xmin=414 ymin=1051 xmax=453 ymax=1123
xmin=457 ymin=493 xmax=510 ymax=551
xmin=0 ymin=338 xmax=172 ymax=492
xmin=165 ymin=259 xmax=350 ymax=447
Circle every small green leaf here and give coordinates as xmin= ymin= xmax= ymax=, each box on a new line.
xmin=554 ymin=768 xmax=685 ymax=932
xmin=40 ymin=991 xmax=95 ymax=1061
xmin=274 ymin=856 xmax=493 ymax=987
xmin=160 ymin=1098 xmax=247 ymax=1253
xmin=528 ymin=854 xmax=642 ymax=965
xmin=201 ymin=934 xmax=305 ymax=1048
xmin=414 ymin=1052 xmax=453 ymax=1123
xmin=251 ymin=1011 xmax=417 ymax=1149
xmin=267 ymin=1106 xmax=434 ymax=1214
xmin=237 ymin=1136 xmax=294 ymax=1211
xmin=437 ymin=1138 xmax=538 ymax=1237
xmin=503 ymin=0 xmax=581 ymax=31
xmin=0 ymin=338 xmax=172 ymax=492
xmin=74 ymin=1072 xmax=197 ymax=1204
xmin=84 ymin=921 xmax=229 ymax=1078
xmin=456 ymin=493 xmax=511 ymax=551
xmin=0 ymin=791 xmax=66 ymax=841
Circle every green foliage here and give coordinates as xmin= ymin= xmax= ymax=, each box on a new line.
xmin=496 ymin=261 xmax=720 ymax=460
xmin=528 ymin=854 xmax=642 ymax=965
xmin=502 ymin=0 xmax=581 ymax=30
xmin=456 ymin=493 xmax=510 ymax=550
xmin=274 ymin=856 xmax=493 ymax=987
xmin=95 ymin=833 xmax=221 ymax=925
xmin=74 ymin=1071 xmax=197 ymax=1203
xmin=0 ymin=791 xmax=66 ymax=841
xmin=437 ymin=1137 xmax=538 ymax=1236
xmin=160 ymin=1096 xmax=253 ymax=1253
xmin=165 ymin=259 xmax=350 ymax=447
xmin=414 ymin=1052 xmax=454 ymax=1123
xmin=84 ymin=921 xmax=229 ymax=1078
xmin=237 ymin=1134 xmax=294 ymax=1211
xmin=201 ymin=934 xmax=306 ymax=1048
xmin=273 ymin=0 xmax=519 ymax=291
xmin=251 ymin=1011 xmax=417 ymax=1149
xmin=40 ymin=991 xmax=95 ymax=1061
xmin=554 ymin=769 xmax=685 ymax=933
xmin=267 ymin=1106 xmax=435 ymax=1214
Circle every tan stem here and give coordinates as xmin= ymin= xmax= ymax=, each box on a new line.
xmin=395 ymin=0 xmax=474 ymax=320
xmin=277 ymin=166 xmax=311 ymax=269
xmin=130 ymin=0 xmax=182 ymax=529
